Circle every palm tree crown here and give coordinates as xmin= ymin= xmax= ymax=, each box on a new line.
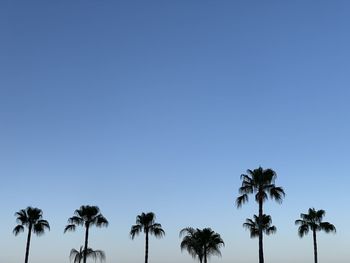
xmin=70 ymin=246 xmax=105 ymax=263
xmin=130 ymin=212 xmax=165 ymax=263
xmin=64 ymin=205 xmax=108 ymax=232
xmin=180 ymin=227 xmax=224 ymax=263
xmin=130 ymin=212 xmax=165 ymax=239
xmin=64 ymin=205 xmax=108 ymax=263
xmin=295 ymin=208 xmax=336 ymax=237
xmin=13 ymin=207 xmax=50 ymax=263
xmin=243 ymin=214 xmax=276 ymax=238
xmin=295 ymin=208 xmax=336 ymax=263
xmin=236 ymin=167 xmax=285 ymax=207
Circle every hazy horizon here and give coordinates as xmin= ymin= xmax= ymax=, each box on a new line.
xmin=1 ymin=1 xmax=349 ymax=263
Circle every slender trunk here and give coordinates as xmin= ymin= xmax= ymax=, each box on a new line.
xmin=313 ymin=230 xmax=318 ymax=263
xmin=83 ymin=225 xmax=90 ymax=263
xmin=258 ymin=196 xmax=264 ymax=263
xmin=204 ymin=246 xmax=207 ymax=263
xmin=145 ymin=230 xmax=149 ymax=263
xmin=24 ymin=224 xmax=32 ymax=263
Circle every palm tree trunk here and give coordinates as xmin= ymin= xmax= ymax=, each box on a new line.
xmin=204 ymin=246 xmax=207 ymax=263
xmin=24 ymin=224 xmax=32 ymax=263
xmin=145 ymin=231 xmax=149 ymax=263
xmin=83 ymin=225 xmax=90 ymax=263
xmin=313 ymin=230 xmax=318 ymax=263
xmin=258 ymin=198 xmax=264 ymax=263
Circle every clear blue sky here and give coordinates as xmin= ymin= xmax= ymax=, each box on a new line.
xmin=1 ymin=1 xmax=349 ymax=263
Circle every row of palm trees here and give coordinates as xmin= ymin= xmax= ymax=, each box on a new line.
xmin=13 ymin=207 xmax=223 ymax=263
xmin=13 ymin=167 xmax=336 ymax=263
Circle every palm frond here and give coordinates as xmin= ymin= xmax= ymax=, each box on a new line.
xmin=15 ymin=209 xmax=28 ymax=225
xmin=236 ymin=194 xmax=248 ymax=208
xmin=64 ymin=224 xmax=76 ymax=233
xmin=320 ymin=222 xmax=336 ymax=233
xmin=150 ymin=226 xmax=165 ymax=238
xmin=94 ymin=215 xmax=109 ymax=228
xmin=68 ymin=216 xmax=84 ymax=226
xmin=179 ymin=227 xmax=196 ymax=237
xmin=266 ymin=226 xmax=277 ymax=235
xmin=269 ymin=186 xmax=285 ymax=203
xmin=130 ymin=224 xmax=142 ymax=239
xmin=13 ymin=225 xmax=24 ymax=235
xmin=33 ymin=220 xmax=50 ymax=236
xmin=297 ymin=223 xmax=309 ymax=237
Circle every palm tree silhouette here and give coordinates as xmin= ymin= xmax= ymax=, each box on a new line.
xmin=295 ymin=208 xmax=336 ymax=263
xmin=130 ymin=212 xmax=165 ymax=263
xmin=64 ymin=205 xmax=108 ymax=263
xmin=13 ymin=207 xmax=50 ymax=263
xmin=236 ymin=166 xmax=285 ymax=263
xmin=70 ymin=246 xmax=105 ymax=263
xmin=180 ymin=227 xmax=204 ymax=263
xmin=180 ymin=227 xmax=224 ymax=263
xmin=243 ymin=214 xmax=276 ymax=238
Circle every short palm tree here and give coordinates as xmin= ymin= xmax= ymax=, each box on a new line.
xmin=243 ymin=214 xmax=276 ymax=238
xmin=180 ymin=227 xmax=224 ymax=263
xmin=236 ymin=167 xmax=285 ymax=263
xmin=70 ymin=246 xmax=105 ymax=263
xmin=13 ymin=207 xmax=50 ymax=263
xmin=130 ymin=212 xmax=165 ymax=263
xmin=295 ymin=208 xmax=336 ymax=263
xmin=180 ymin=227 xmax=204 ymax=263
xmin=64 ymin=205 xmax=108 ymax=263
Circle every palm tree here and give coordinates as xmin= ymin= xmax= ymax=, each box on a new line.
xmin=13 ymin=207 xmax=50 ymax=263
xmin=130 ymin=212 xmax=165 ymax=263
xmin=180 ymin=227 xmax=224 ymax=263
xmin=180 ymin=227 xmax=204 ymax=263
xmin=70 ymin=246 xmax=105 ymax=263
xmin=243 ymin=214 xmax=276 ymax=238
xmin=295 ymin=208 xmax=336 ymax=263
xmin=64 ymin=205 xmax=108 ymax=263
xmin=236 ymin=166 xmax=285 ymax=263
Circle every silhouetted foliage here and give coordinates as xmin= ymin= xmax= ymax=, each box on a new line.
xmin=64 ymin=205 xmax=108 ymax=263
xmin=13 ymin=207 xmax=50 ymax=263
xmin=180 ymin=227 xmax=224 ymax=263
xmin=70 ymin=246 xmax=105 ymax=263
xmin=243 ymin=214 xmax=276 ymax=238
xmin=236 ymin=166 xmax=285 ymax=263
xmin=130 ymin=212 xmax=165 ymax=263
xmin=295 ymin=208 xmax=336 ymax=263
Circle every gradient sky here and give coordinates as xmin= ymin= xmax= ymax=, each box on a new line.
xmin=1 ymin=1 xmax=349 ymax=263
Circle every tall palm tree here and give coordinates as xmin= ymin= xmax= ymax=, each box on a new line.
xmin=70 ymin=246 xmax=105 ymax=263
xmin=236 ymin=166 xmax=285 ymax=263
xmin=130 ymin=212 xmax=165 ymax=263
xmin=295 ymin=208 xmax=336 ymax=263
xmin=180 ymin=227 xmax=224 ymax=263
xmin=64 ymin=205 xmax=108 ymax=263
xmin=243 ymin=214 xmax=276 ymax=238
xmin=13 ymin=207 xmax=50 ymax=263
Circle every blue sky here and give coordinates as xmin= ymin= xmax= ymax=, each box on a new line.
xmin=1 ymin=1 xmax=349 ymax=263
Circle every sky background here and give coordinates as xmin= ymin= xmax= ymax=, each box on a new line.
xmin=1 ymin=1 xmax=349 ymax=263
